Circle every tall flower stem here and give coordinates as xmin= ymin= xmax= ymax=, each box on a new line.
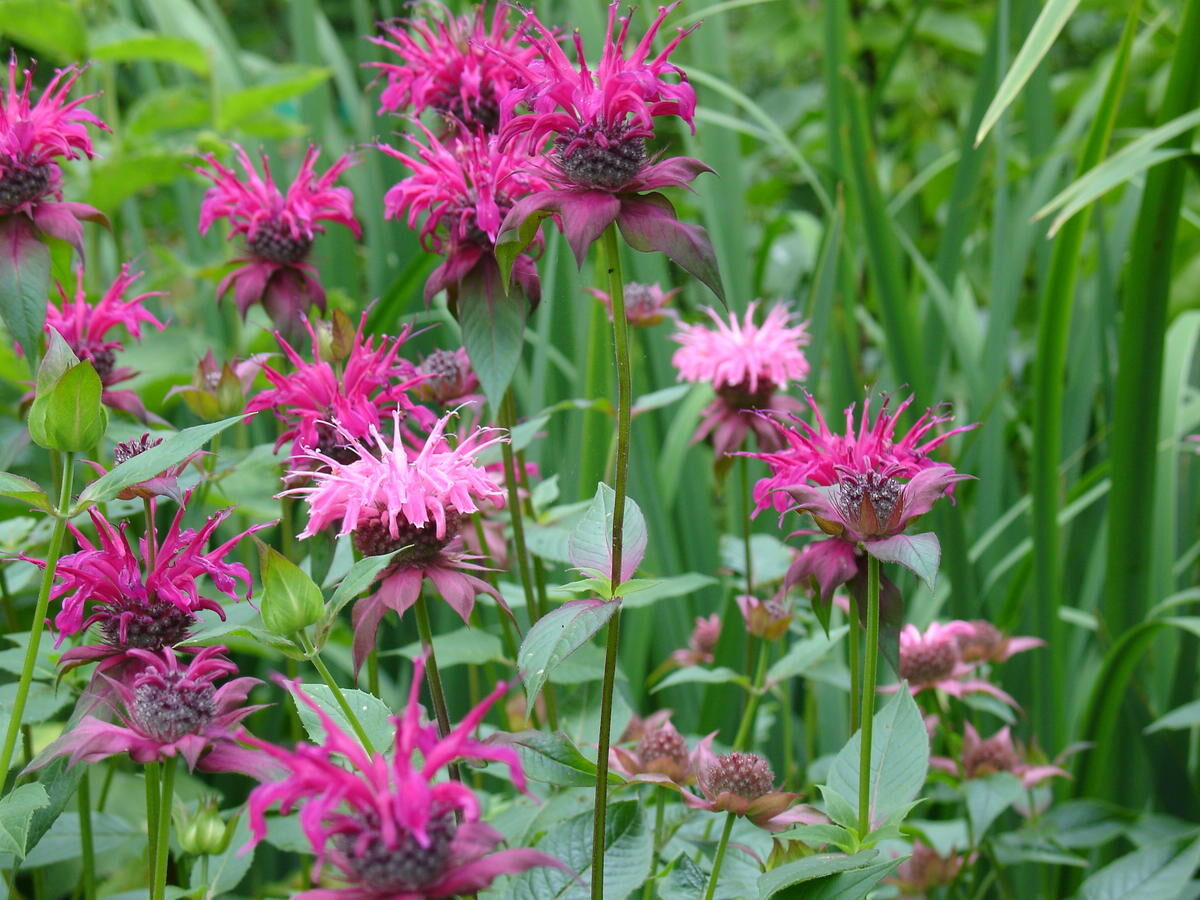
xmin=413 ymin=593 xmax=461 ymax=783
xmin=151 ymin=757 xmax=176 ymax=900
xmin=848 ymin=600 xmax=861 ymax=734
xmin=641 ymin=790 xmax=668 ymax=900
xmin=857 ymin=553 xmax=881 ymax=837
xmin=77 ymin=771 xmax=96 ymax=900
xmin=144 ymin=762 xmax=161 ymax=890
xmin=0 ymin=452 xmax=74 ymax=783
xmin=732 ymin=640 xmax=770 ymax=751
xmin=499 ymin=390 xmax=540 ymax=624
xmin=295 ymin=630 xmax=374 ymax=753
xmin=592 ymin=224 xmax=633 ymax=900
xmin=703 ymin=812 xmax=737 ymax=900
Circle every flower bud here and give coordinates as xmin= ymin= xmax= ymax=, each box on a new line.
xmin=178 ymin=800 xmax=232 ymax=857
xmin=258 ymin=542 xmax=324 ymax=637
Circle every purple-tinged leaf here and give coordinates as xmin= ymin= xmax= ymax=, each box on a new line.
xmin=616 ymin=192 xmax=726 ymax=304
xmin=567 ymin=483 xmax=648 ymax=585
xmin=517 ymin=597 xmax=619 ymax=707
xmin=0 ymin=215 xmax=50 ymax=358
xmin=865 ymin=532 xmax=942 ymax=593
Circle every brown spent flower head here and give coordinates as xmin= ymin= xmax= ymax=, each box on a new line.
xmin=737 ymin=594 xmax=793 ymax=641
xmin=701 ymin=751 xmax=774 ymax=802
xmin=682 ymin=748 xmax=825 ymax=832
xmin=671 ymin=613 xmax=721 ymax=667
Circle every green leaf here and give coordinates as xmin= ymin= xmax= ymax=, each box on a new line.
xmin=23 ymin=754 xmax=84 ymax=863
xmin=216 ymin=67 xmax=331 ymax=130
xmin=767 ymin=626 xmax=849 ymax=684
xmin=652 ymin=666 xmax=747 ymax=693
xmin=292 ymin=684 xmax=394 ymax=754
xmin=659 ymin=853 xmax=708 ymax=899
xmin=85 ymin=153 xmax=197 ymax=212
xmin=0 ymin=1 xmax=86 ymax=62
xmin=567 ymin=483 xmax=647 ymax=585
xmin=766 ymin=856 xmax=904 ymax=900
xmin=756 ymin=850 xmax=878 ymax=898
xmin=864 ymin=533 xmax=940 ymax=592
xmin=0 ymin=215 xmax=49 ymax=358
xmin=632 ymin=384 xmax=690 ymax=415
xmin=964 ymin=772 xmax=1025 ymax=838
xmin=0 ymin=783 xmax=49 ymax=858
xmin=771 ymin=824 xmax=857 ymax=853
xmin=509 ymin=800 xmax=651 ymax=900
xmin=1145 ymin=699 xmax=1200 ymax=734
xmin=258 ymin=542 xmax=324 ymax=637
xmin=127 ymin=86 xmax=210 ymax=136
xmin=517 ymin=597 xmax=618 ymax=707
xmin=496 ymin=730 xmax=618 ymax=788
xmin=621 ymin=572 xmax=716 ymax=609
xmin=28 ymin=360 xmax=107 ymax=452
xmin=392 ymin=626 xmax=506 ymax=669
xmin=458 ymin=285 xmax=528 ymax=414
xmin=974 ymin=0 xmax=1081 ymax=146
xmin=495 ymin=209 xmax=553 ymax=290
xmin=91 ymin=31 xmax=210 ymax=75
xmin=0 ymin=472 xmax=51 ymax=512
xmin=76 ymin=416 xmax=243 ymax=508
xmin=1077 ymin=835 xmax=1200 ymax=900
xmin=1039 ymin=800 xmax=1133 ymax=849
xmin=826 ymin=687 xmax=929 ymax=833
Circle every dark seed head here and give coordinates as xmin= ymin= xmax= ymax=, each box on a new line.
xmin=99 ymin=597 xmax=197 ymax=651
xmin=957 ymin=620 xmax=1002 ymax=662
xmin=556 ymin=124 xmax=646 ymax=189
xmin=0 ymin=160 xmax=54 ymax=210
xmin=900 ymin=638 xmax=959 ymax=686
xmin=636 ymin=726 xmax=690 ymax=777
xmin=247 ymin=220 xmax=313 ymax=264
xmin=963 ymin=734 xmax=1020 ymax=777
xmin=835 ymin=470 xmax=902 ymax=537
xmin=83 ymin=347 xmax=117 ymax=383
xmin=717 ymin=378 xmax=777 ymax=411
xmin=353 ymin=508 xmax=462 ymax=565
xmin=337 ymin=806 xmax=458 ymax=892
xmin=132 ymin=672 xmax=216 ymax=743
xmin=114 ymin=433 xmax=164 ymax=466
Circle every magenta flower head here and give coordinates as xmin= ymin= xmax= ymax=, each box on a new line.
xmin=243 ymin=660 xmax=568 ymax=898
xmin=682 ymin=749 xmax=825 ymax=832
xmin=589 ymin=280 xmax=678 ymax=327
xmin=46 ymin=504 xmax=264 ymax=677
xmin=885 ymin=622 xmax=1018 ymax=708
xmin=930 ymin=722 xmax=1069 ymax=789
xmin=736 ymin=594 xmax=793 ymax=641
xmin=0 ymin=55 xmax=108 ymax=255
xmin=368 ymin=3 xmax=536 ymax=134
xmin=42 ymin=264 xmax=166 ymax=422
xmin=285 ymin=412 xmax=509 ymax=673
xmin=672 ymin=302 xmax=810 ymax=456
xmin=494 ymin=2 xmax=723 ymax=300
xmin=32 ymin=645 xmax=272 ymax=777
xmin=195 ymin=145 xmax=359 ymax=339
xmin=246 ymin=314 xmax=433 ymax=469
xmin=380 ymin=124 xmax=547 ymax=307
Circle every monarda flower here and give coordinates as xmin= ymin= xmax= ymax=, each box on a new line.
xmin=165 ymin=349 xmax=270 ymax=422
xmin=886 ymin=841 xmax=968 ymax=899
xmin=930 ymin=722 xmax=1069 ymax=789
xmin=246 ymin=314 xmax=432 ymax=469
xmin=380 ymin=124 xmax=547 ymax=307
xmin=414 ymin=347 xmax=480 ymax=408
xmin=0 ymin=55 xmax=108 ymax=262
xmin=954 ymin=619 xmax=1044 ymax=664
xmin=736 ymin=594 xmax=793 ymax=641
xmin=672 ymin=303 xmax=810 ymax=456
xmin=494 ymin=1 xmax=723 ymax=300
xmin=195 ymin=145 xmax=359 ymax=338
xmin=84 ymin=432 xmax=202 ymax=504
xmin=886 ymin=622 xmax=1018 ymax=708
xmin=33 ymin=646 xmax=272 ymax=777
xmin=682 ymin=749 xmax=824 ymax=832
xmin=47 ymin=505 xmax=262 ymax=676
xmin=285 ymin=412 xmax=508 ymax=673
xmin=367 ymin=3 xmax=535 ymax=134
xmin=589 ymin=280 xmax=679 ymax=327
xmin=670 ymin=613 xmax=721 ymax=667
xmin=609 ymin=714 xmax=713 ymax=786
xmin=243 ymin=661 xmax=567 ymax=898
xmin=43 ymin=265 xmax=166 ymax=422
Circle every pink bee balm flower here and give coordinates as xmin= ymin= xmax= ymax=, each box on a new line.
xmin=589 ymin=280 xmax=679 ymax=327
xmin=887 ymin=840 xmax=968 ymax=898
xmin=83 ymin=432 xmax=202 ymax=505
xmin=195 ymin=145 xmax=359 ymax=338
xmin=0 ymin=55 xmax=108 ymax=256
xmin=886 ymin=622 xmax=1019 ymax=708
xmin=415 ymin=347 xmax=480 ymax=407
xmin=379 ymin=125 xmax=547 ymax=306
xmin=672 ymin=302 xmax=810 ymax=456
xmin=46 ymin=504 xmax=264 ymax=676
xmin=285 ymin=412 xmax=508 ymax=672
xmin=33 ymin=646 xmax=273 ymax=777
xmin=246 ymin=314 xmax=433 ymax=469
xmin=609 ymin=714 xmax=714 ymax=787
xmin=736 ymin=594 xmax=794 ymax=642
xmin=494 ymin=2 xmax=723 ymax=299
xmin=243 ymin=661 xmax=568 ymax=898
xmin=954 ymin=619 xmax=1045 ymax=663
xmin=43 ymin=264 xmax=166 ymax=422
xmin=930 ymin=722 xmax=1070 ymax=789
xmin=681 ymin=749 xmax=825 ymax=832
xmin=670 ymin=613 xmax=721 ymax=667
xmin=367 ymin=3 xmax=536 ymax=133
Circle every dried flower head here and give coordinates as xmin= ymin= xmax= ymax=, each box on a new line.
xmin=590 ymin=281 xmax=679 ymax=326
xmin=683 ymin=748 xmax=824 ymax=831
xmin=931 ymin=722 xmax=1070 ymax=790
xmin=888 ymin=622 xmax=1018 ymax=708
xmin=610 ymin=714 xmax=714 ymax=786
xmin=671 ymin=613 xmax=721 ymax=667
xmin=954 ymin=619 xmax=1045 ymax=663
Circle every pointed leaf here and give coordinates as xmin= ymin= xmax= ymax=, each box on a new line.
xmin=756 ymin=850 xmax=879 ymax=899
xmin=28 ymin=359 xmax=107 ymax=452
xmin=457 ymin=281 xmax=528 ymax=414
xmin=0 ymin=472 xmax=51 ymax=512
xmin=0 ymin=215 xmax=49 ymax=358
xmin=258 ymin=541 xmax=324 ymax=637
xmin=517 ymin=597 xmax=618 ymax=707
xmin=292 ymin=683 xmax=394 ymax=754
xmin=91 ymin=31 xmax=210 ymax=75
xmin=216 ymin=67 xmax=331 ymax=130
xmin=652 ymin=666 xmax=747 ymax=693
xmin=763 ymin=856 xmax=904 ymax=900
xmin=0 ymin=783 xmax=49 ymax=858
xmin=490 ymin=730 xmax=622 ymax=788
xmin=1077 ymin=835 xmax=1200 ymax=900
xmin=567 ymin=482 xmax=647 ymax=585
xmin=864 ymin=532 xmax=941 ymax=592
xmin=964 ymin=772 xmax=1025 ymax=838
xmin=1144 ymin=698 xmax=1200 ymax=734
xmin=617 ymin=193 xmax=725 ymax=304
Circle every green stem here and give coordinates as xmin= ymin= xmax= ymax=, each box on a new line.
xmin=592 ymin=224 xmax=633 ymax=900
xmin=367 ymin=649 xmax=380 ymax=698
xmin=703 ymin=812 xmax=737 ymax=900
xmin=739 ymin=458 xmax=754 ymax=597
xmin=144 ymin=762 xmax=160 ymax=890
xmin=732 ymin=640 xmax=770 ymax=751
xmin=143 ymin=497 xmax=156 ymax=572
xmin=151 ymin=757 xmax=175 ymax=900
xmin=848 ymin=599 xmax=860 ymax=735
xmin=0 ymin=452 xmax=74 ymax=783
xmin=77 ymin=771 xmax=96 ymax=900
xmin=296 ymin=630 xmax=374 ymax=753
xmin=641 ymin=790 xmax=668 ymax=900
xmin=498 ymin=391 xmax=540 ymax=623
xmin=413 ymin=594 xmax=461 ymax=782
xmin=858 ymin=553 xmax=881 ymax=837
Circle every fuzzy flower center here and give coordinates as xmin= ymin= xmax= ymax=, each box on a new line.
xmin=313 ymin=422 xmax=380 ymax=467
xmin=132 ymin=672 xmax=216 ymax=743
xmin=636 ymin=727 xmax=689 ymax=773
xmin=114 ymin=434 xmax=163 ymax=465
xmin=99 ymin=596 xmax=197 ymax=651
xmin=899 ymin=638 xmax=959 ymax=686
xmin=963 ymin=736 xmax=1020 ymax=777
xmin=0 ymin=158 xmax=54 ymax=210
xmin=705 ymin=751 xmax=774 ymax=800
xmin=247 ymin=219 xmax=313 ymax=264
xmin=717 ymin=379 xmax=777 ymax=411
xmin=439 ymin=93 xmax=501 ymax=134
xmin=556 ymin=121 xmax=646 ymax=190
xmin=835 ymin=470 xmax=902 ymax=535
xmin=957 ymin=620 xmax=1002 ymax=662
xmin=337 ymin=806 xmax=458 ymax=892
xmin=353 ymin=508 xmax=462 ymax=565
xmin=78 ymin=346 xmax=116 ymax=382
xmin=417 ymin=350 xmax=471 ymax=403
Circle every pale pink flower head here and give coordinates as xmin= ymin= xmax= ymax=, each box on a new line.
xmin=0 ymin=55 xmax=108 ymax=252
xmin=672 ymin=302 xmax=810 ymax=456
xmin=368 ymin=3 xmax=536 ymax=134
xmin=243 ymin=660 xmax=567 ymax=898
xmin=888 ymin=622 xmax=1018 ymax=708
xmin=682 ymin=749 xmax=825 ymax=832
xmin=671 ymin=613 xmax=721 ymax=667
xmin=43 ymin=264 xmax=166 ymax=422
xmin=195 ymin=145 xmax=359 ymax=338
xmin=887 ymin=840 xmax=967 ymax=898
xmin=379 ymin=125 xmax=547 ymax=305
xmin=954 ymin=619 xmax=1045 ymax=664
xmin=246 ymin=314 xmax=433 ymax=469
xmin=590 ymin=280 xmax=679 ymax=327
xmin=46 ymin=504 xmax=264 ymax=676
xmin=610 ymin=714 xmax=714 ymax=786
xmin=414 ymin=347 xmax=480 ymax=407
xmin=33 ymin=646 xmax=271 ymax=776
xmin=931 ymin=722 xmax=1069 ymax=790
xmin=285 ymin=412 xmax=509 ymax=672
xmin=736 ymin=594 xmax=793 ymax=641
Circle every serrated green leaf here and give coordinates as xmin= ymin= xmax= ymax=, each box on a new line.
xmin=85 ymin=153 xmax=196 ymax=211
xmin=652 ymin=666 xmax=747 ymax=693
xmin=1145 ymin=698 xmax=1200 ymax=734
xmin=864 ymin=532 xmax=940 ymax=592
xmin=458 ymin=285 xmax=528 ymax=414
xmin=517 ymin=597 xmax=618 ymax=706
xmin=0 ymin=472 xmax=50 ymax=512
xmin=767 ymin=626 xmax=849 ymax=684
xmin=0 ymin=783 xmax=49 ymax=858
xmin=0 ymin=216 xmax=49 ymax=359
xmin=622 ymin=572 xmax=716 ymax=610
xmin=765 ymin=856 xmax=904 ymax=900
xmin=392 ymin=626 xmax=505 ymax=669
xmin=567 ymin=483 xmax=647 ymax=585
xmin=964 ymin=772 xmax=1024 ymax=838
xmin=497 ymin=730 xmax=619 ymax=788
xmin=756 ymin=850 xmax=878 ymax=898
xmin=292 ymin=684 xmax=393 ymax=754
xmin=1077 ymin=835 xmax=1200 ymax=900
